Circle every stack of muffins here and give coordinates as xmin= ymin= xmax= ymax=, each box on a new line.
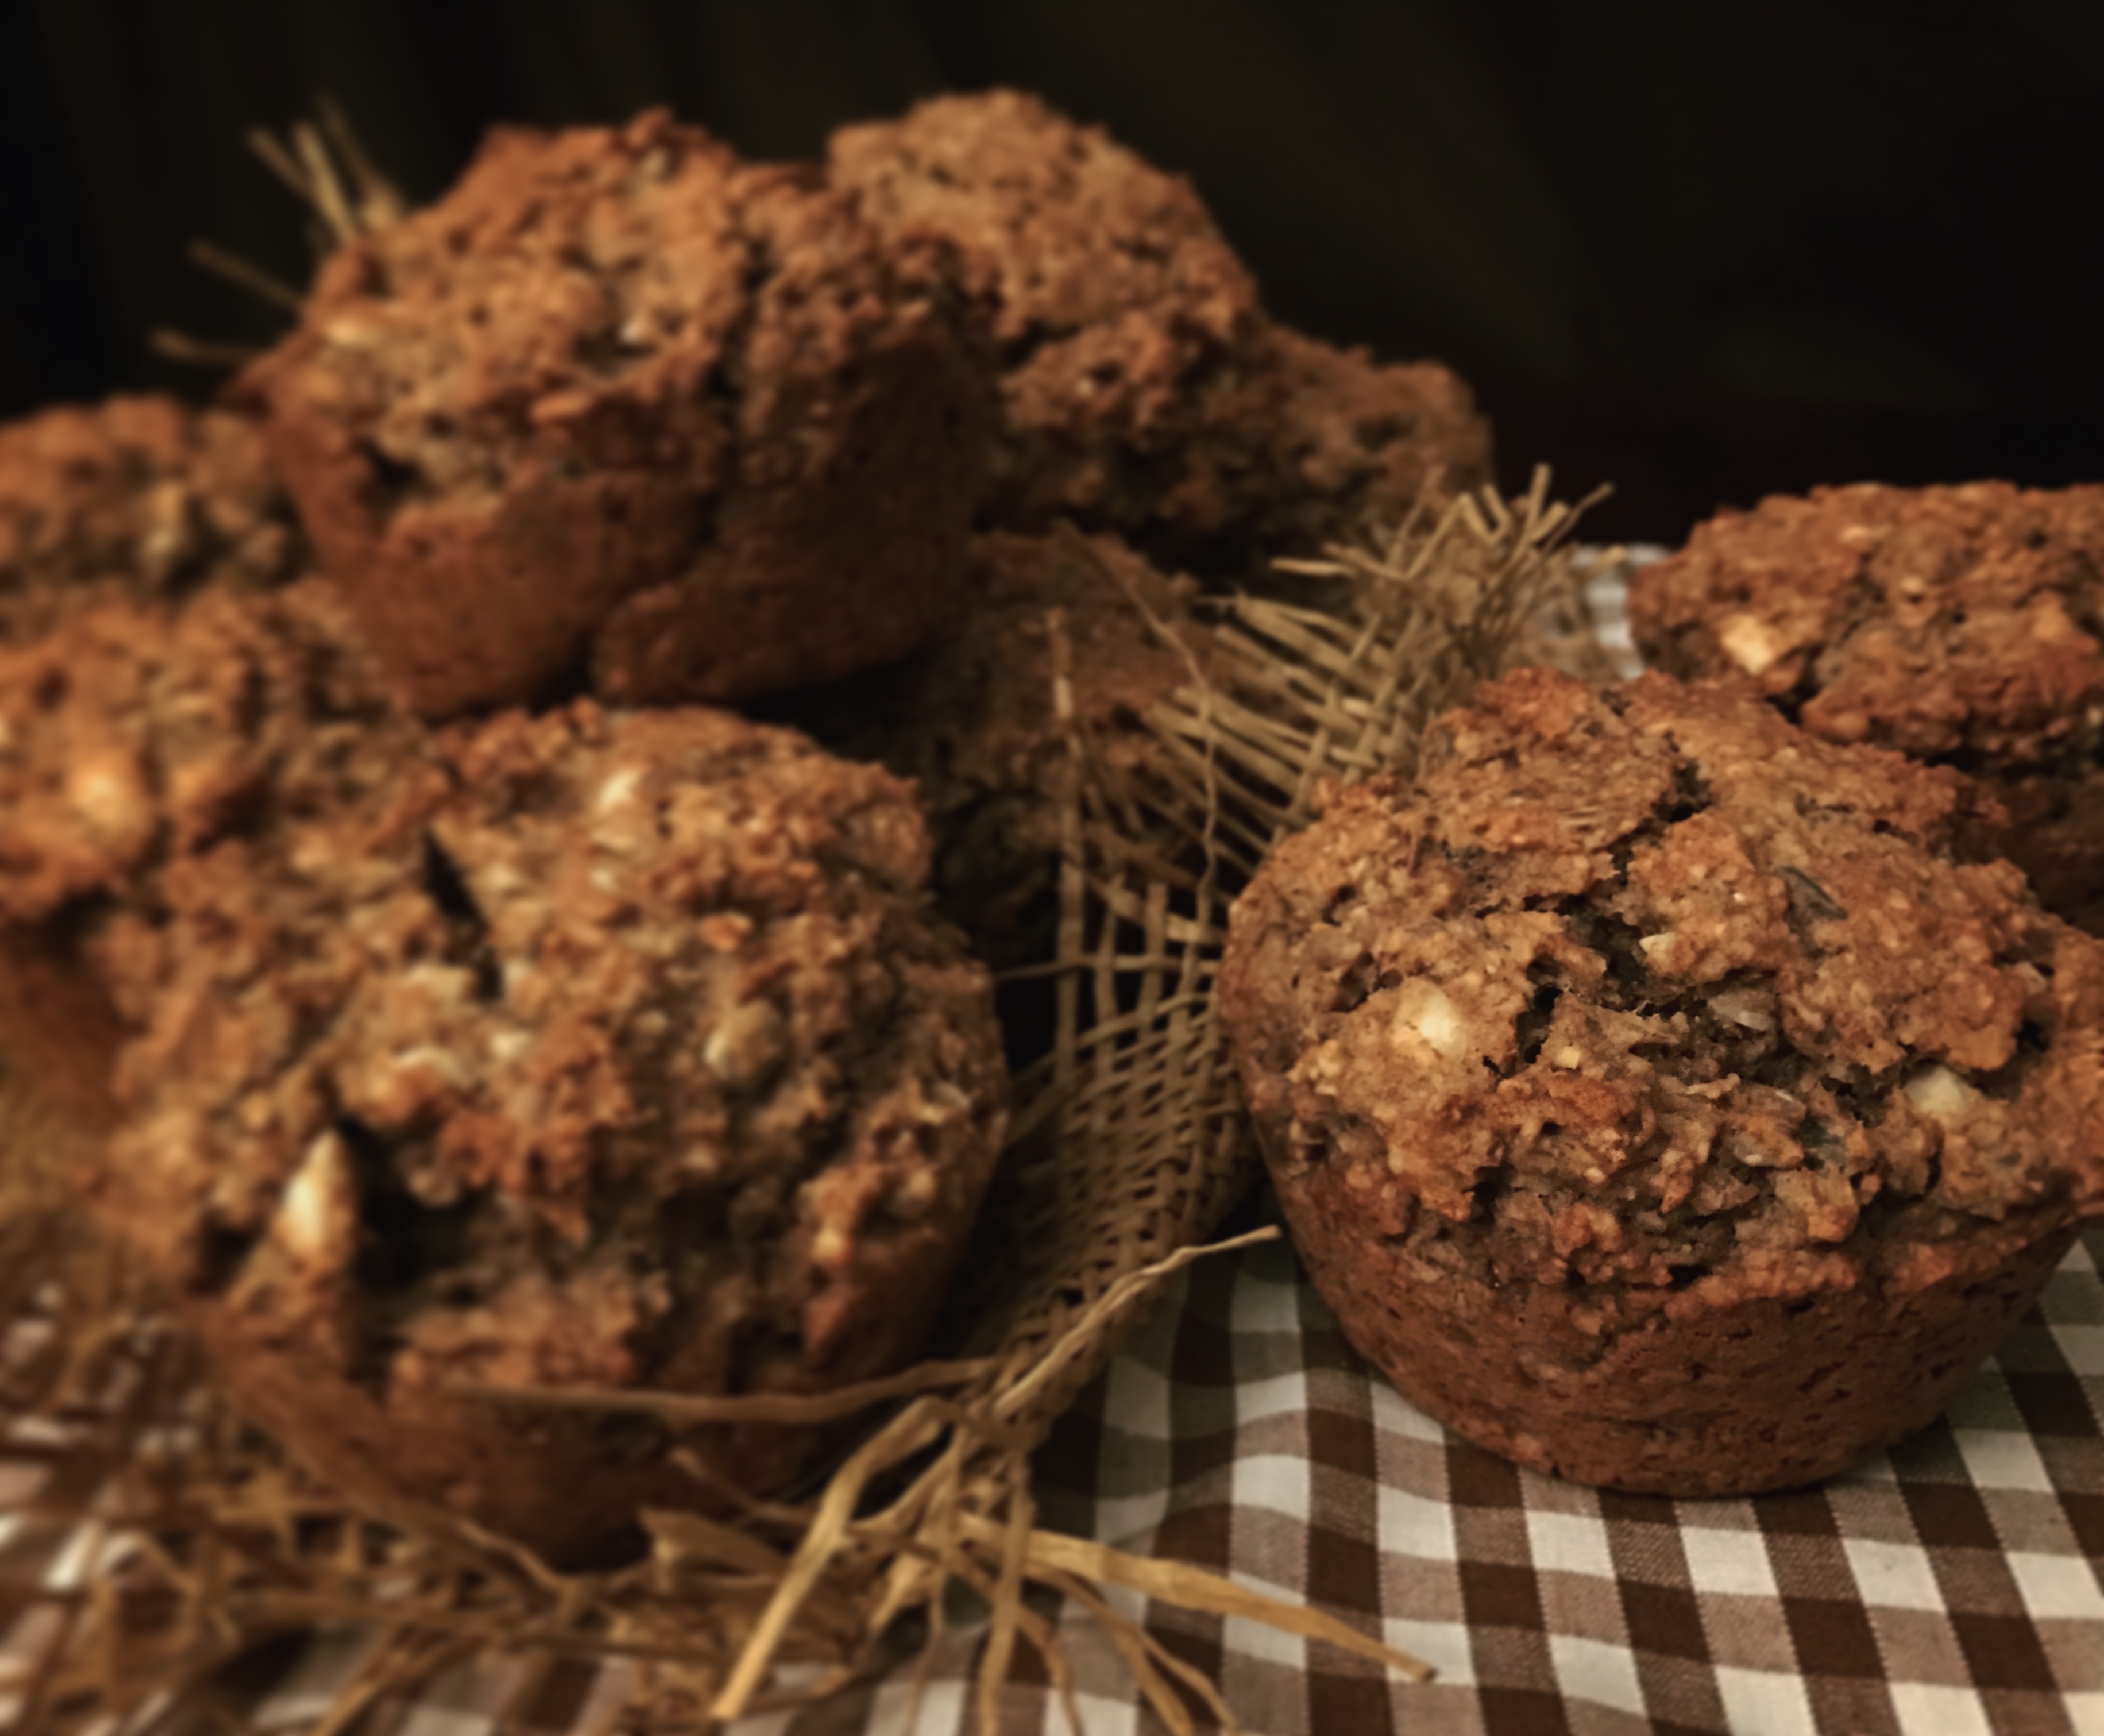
xmin=0 ymin=95 xmax=1492 ymax=1559
xmin=5 ymin=87 xmax=2101 ymax=1555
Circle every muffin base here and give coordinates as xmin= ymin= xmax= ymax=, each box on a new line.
xmin=1276 ymin=1159 xmax=2078 ymax=1496
xmin=176 ymin=1294 xmax=876 ymax=1567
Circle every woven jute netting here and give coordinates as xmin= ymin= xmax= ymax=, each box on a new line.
xmin=0 ymin=119 xmax=1609 ymax=1736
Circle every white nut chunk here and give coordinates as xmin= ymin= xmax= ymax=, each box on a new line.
xmin=1717 ymin=611 xmax=1785 ymax=676
xmin=1391 ymin=979 xmax=1470 ymax=1059
xmin=1709 ymin=985 xmax=1775 ymax=1031
xmin=273 ymin=1129 xmax=357 ymax=1268
xmin=66 ymin=747 xmax=150 ymax=842
xmin=1903 ymin=1063 xmax=1985 ymax=1122
xmin=1638 ymin=932 xmax=1677 ymax=968
xmin=593 ymin=765 xmax=644 ymax=814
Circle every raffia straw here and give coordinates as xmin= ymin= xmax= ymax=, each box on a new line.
xmin=246 ymin=101 xmax=406 ymax=252
xmin=315 ymin=95 xmax=411 ymax=234
xmin=1 ymin=475 xmax=1603 ymax=1735
xmin=146 ymin=332 xmax=265 ymax=368
xmin=454 ymin=1356 xmax=999 ymax=1425
xmin=158 ymin=101 xmax=404 ymax=371
xmin=184 ymin=241 xmax=305 ymax=313
xmin=959 ymin=1519 xmax=1431 ymax=1681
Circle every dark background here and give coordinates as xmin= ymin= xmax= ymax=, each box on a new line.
xmin=3 ymin=0 xmax=2100 ymax=542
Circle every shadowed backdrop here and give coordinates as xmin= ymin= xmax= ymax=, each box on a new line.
xmin=3 ymin=0 xmax=2101 ymax=541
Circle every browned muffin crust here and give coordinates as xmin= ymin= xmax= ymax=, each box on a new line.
xmin=787 ymin=529 xmax=1206 ymax=974
xmin=237 ymin=111 xmax=994 ymax=719
xmin=0 ymin=395 xmax=303 ymax=648
xmin=1238 ymin=324 xmax=1489 ymax=542
xmin=81 ymin=698 xmax=1007 ymax=1560
xmin=1627 ymin=482 xmax=2104 ymax=931
xmin=0 ymin=582 xmax=418 ymax=927
xmin=828 ymin=90 xmax=1491 ymax=567
xmin=0 ymin=582 xmax=419 ymax=1121
xmin=1219 ymin=668 xmax=2104 ymax=1495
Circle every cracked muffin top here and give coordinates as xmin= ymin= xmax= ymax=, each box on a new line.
xmin=1219 ymin=668 xmax=2104 ymax=1307
xmin=831 ymin=88 xmax=1258 ymax=423
xmin=5 ymin=580 xmax=1009 ymax=1552
xmin=0 ymin=580 xmax=423 ymax=929
xmin=92 ymin=699 xmax=1009 ymax=1406
xmin=0 ymin=396 xmax=303 ymax=648
xmin=236 ymin=110 xmax=993 ymax=717
xmin=829 ymin=90 xmax=1490 ymax=561
xmin=1628 ymin=481 xmax=2104 ymax=766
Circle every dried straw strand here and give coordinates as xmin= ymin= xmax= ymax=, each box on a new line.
xmin=156 ymin=102 xmax=405 ymax=372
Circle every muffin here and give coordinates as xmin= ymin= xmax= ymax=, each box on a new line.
xmin=0 ymin=395 xmax=303 ymax=648
xmin=1219 ymin=667 xmax=2104 ymax=1495
xmin=0 ymin=581 xmax=415 ymax=1124
xmin=787 ymin=528 xmax=1207 ymax=978
xmin=78 ymin=695 xmax=1007 ymax=1561
xmin=236 ymin=110 xmax=994 ymax=719
xmin=1627 ymin=482 xmax=2104 ymax=932
xmin=828 ymin=90 xmax=1492 ymax=569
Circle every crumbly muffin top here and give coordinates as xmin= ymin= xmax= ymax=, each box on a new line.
xmin=234 ymin=110 xmax=993 ymax=717
xmin=0 ymin=581 xmax=421 ymax=926
xmin=0 ymin=396 xmax=302 ymax=646
xmin=1628 ymin=481 xmax=2104 ymax=766
xmin=94 ymin=700 xmax=1008 ymax=1400
xmin=1220 ymin=669 xmax=2104 ymax=1305
xmin=829 ymin=89 xmax=1257 ymax=394
xmin=826 ymin=91 xmax=1489 ymax=564
xmin=238 ymin=109 xmax=970 ymax=517
xmin=1243 ymin=326 xmax=1491 ymax=530
xmin=240 ymin=110 xmax=751 ymax=503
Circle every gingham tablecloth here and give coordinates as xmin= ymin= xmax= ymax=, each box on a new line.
xmin=1016 ymin=1219 xmax=2104 ymax=1736
xmin=10 ymin=1214 xmax=2092 ymax=1736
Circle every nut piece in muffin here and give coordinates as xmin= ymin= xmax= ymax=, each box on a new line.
xmin=828 ymin=90 xmax=1491 ymax=569
xmin=1219 ymin=667 xmax=2104 ymax=1496
xmin=0 ymin=581 xmax=417 ymax=1123
xmin=83 ymin=697 xmax=1007 ymax=1561
xmin=0 ymin=395 xmax=303 ymax=649
xmin=786 ymin=528 xmax=1207 ymax=978
xmin=1627 ymin=482 xmax=2104 ymax=932
xmin=237 ymin=110 xmax=994 ymax=718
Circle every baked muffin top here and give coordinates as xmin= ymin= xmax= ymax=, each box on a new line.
xmin=0 ymin=396 xmax=302 ymax=647
xmin=0 ymin=581 xmax=420 ymax=928
xmin=1220 ymin=668 xmax=2104 ymax=1305
xmin=235 ymin=110 xmax=992 ymax=715
xmin=91 ymin=699 xmax=1008 ymax=1402
xmin=831 ymin=88 xmax=1258 ymax=415
xmin=786 ymin=529 xmax=1206 ymax=968
xmin=1628 ymin=481 xmax=2104 ymax=765
xmin=827 ymin=90 xmax=1491 ymax=559
xmin=242 ymin=114 xmax=756 ymax=505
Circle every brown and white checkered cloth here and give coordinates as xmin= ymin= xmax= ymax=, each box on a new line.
xmin=1017 ymin=1220 xmax=2104 ymax=1736
xmin=10 ymin=1217 xmax=2091 ymax=1735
